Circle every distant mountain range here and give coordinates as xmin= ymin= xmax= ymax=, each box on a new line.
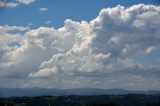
xmin=0 ymin=88 xmax=160 ymax=97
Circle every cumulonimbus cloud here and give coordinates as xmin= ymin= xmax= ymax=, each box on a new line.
xmin=0 ymin=4 xmax=160 ymax=89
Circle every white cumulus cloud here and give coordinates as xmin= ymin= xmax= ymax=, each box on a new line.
xmin=0 ymin=4 xmax=160 ymax=89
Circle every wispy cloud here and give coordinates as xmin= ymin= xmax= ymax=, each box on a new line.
xmin=0 ymin=0 xmax=35 ymax=8
xmin=45 ymin=20 xmax=51 ymax=24
xmin=15 ymin=0 xmax=35 ymax=5
xmin=0 ymin=1 xmax=18 ymax=8
xmin=39 ymin=7 xmax=48 ymax=12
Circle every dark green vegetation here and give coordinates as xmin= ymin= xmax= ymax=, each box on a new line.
xmin=0 ymin=94 xmax=160 ymax=106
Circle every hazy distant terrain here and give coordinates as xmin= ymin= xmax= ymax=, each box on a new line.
xmin=0 ymin=88 xmax=160 ymax=97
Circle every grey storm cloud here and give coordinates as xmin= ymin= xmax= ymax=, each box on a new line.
xmin=0 ymin=4 xmax=160 ymax=89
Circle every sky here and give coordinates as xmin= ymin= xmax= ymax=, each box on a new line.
xmin=0 ymin=0 xmax=160 ymax=90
